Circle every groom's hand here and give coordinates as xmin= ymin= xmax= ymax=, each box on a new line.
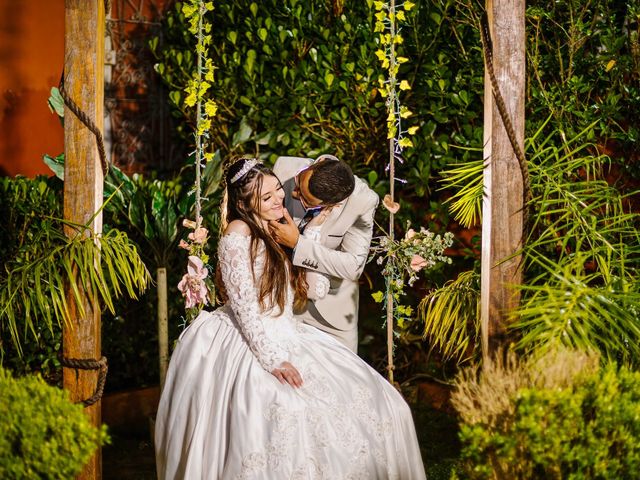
xmin=269 ymin=208 xmax=299 ymax=249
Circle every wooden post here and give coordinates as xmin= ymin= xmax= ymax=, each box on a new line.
xmin=157 ymin=267 xmax=169 ymax=389
xmin=63 ymin=1 xmax=105 ymax=479
xmin=480 ymin=0 xmax=525 ymax=359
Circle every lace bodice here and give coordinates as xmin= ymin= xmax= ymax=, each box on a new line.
xmin=218 ymin=232 xmax=297 ymax=372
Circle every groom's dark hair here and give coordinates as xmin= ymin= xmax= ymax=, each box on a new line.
xmin=308 ymin=155 xmax=355 ymax=204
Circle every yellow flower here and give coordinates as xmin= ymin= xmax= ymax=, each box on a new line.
xmin=407 ymin=125 xmax=420 ymax=135
xmin=400 ymin=106 xmax=413 ymax=118
xmin=373 ymin=1 xmax=385 ymax=10
xmin=397 ymin=56 xmax=409 ymax=64
xmin=375 ymin=49 xmax=386 ymax=62
xmin=204 ymin=100 xmax=218 ymax=117
xmin=396 ymin=11 xmax=406 ymax=21
xmin=399 ymin=80 xmax=411 ymax=90
xmin=375 ymin=11 xmax=386 ymax=22
xmin=197 ymin=118 xmax=211 ymax=135
xmin=182 ymin=4 xmax=197 ymax=17
xmin=184 ymin=91 xmax=197 ymax=107
xmin=404 ymin=1 xmax=416 ymax=10
xmin=398 ymin=137 xmax=414 ymax=148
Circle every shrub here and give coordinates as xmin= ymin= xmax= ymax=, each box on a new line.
xmin=0 ymin=367 xmax=109 ymax=479
xmin=453 ymin=348 xmax=640 ymax=479
xmin=0 ymin=176 xmax=63 ymax=381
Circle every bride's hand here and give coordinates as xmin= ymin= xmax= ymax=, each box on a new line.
xmin=271 ymin=361 xmax=303 ymax=388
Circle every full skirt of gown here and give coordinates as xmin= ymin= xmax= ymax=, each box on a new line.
xmin=154 ymin=306 xmax=426 ymax=479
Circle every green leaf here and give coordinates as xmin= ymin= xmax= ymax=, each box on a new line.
xmin=324 ymin=72 xmax=335 ymax=87
xmin=244 ymin=49 xmax=257 ymax=77
xmin=43 ymin=154 xmax=65 ymax=180
xmin=47 ymin=88 xmax=65 ymax=118
xmin=128 ymin=190 xmax=146 ymax=231
xmin=231 ymin=117 xmax=253 ymax=146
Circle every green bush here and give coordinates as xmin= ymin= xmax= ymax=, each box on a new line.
xmin=0 ymin=176 xmax=64 ymax=381
xmin=454 ymin=350 xmax=640 ymax=479
xmin=0 ymin=367 xmax=109 ymax=479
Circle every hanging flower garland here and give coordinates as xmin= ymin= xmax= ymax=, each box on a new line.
xmin=370 ymin=0 xmax=454 ymax=384
xmin=373 ymin=0 xmax=418 ymax=160
xmin=177 ymin=0 xmax=218 ymax=320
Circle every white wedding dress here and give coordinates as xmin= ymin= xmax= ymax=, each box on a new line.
xmin=155 ymin=232 xmax=426 ymax=479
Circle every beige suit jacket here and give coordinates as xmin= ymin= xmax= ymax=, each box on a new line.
xmin=273 ymin=156 xmax=379 ymax=332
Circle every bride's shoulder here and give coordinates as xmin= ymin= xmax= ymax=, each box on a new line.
xmin=223 ymin=220 xmax=251 ymax=238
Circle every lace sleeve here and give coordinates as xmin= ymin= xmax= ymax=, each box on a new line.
xmin=218 ymin=233 xmax=288 ymax=372
xmin=305 ymin=271 xmax=330 ymax=300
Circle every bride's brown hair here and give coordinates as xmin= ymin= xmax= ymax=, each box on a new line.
xmin=216 ymin=158 xmax=307 ymax=313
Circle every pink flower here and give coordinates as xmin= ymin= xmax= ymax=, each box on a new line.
xmin=405 ymin=228 xmax=416 ymax=240
xmin=182 ymin=218 xmax=197 ymax=229
xmin=178 ymin=239 xmax=190 ymax=250
xmin=382 ymin=194 xmax=400 ymax=214
xmin=177 ymin=256 xmax=209 ymax=308
xmin=188 ymin=227 xmax=208 ymax=244
xmin=410 ymin=254 xmax=429 ymax=272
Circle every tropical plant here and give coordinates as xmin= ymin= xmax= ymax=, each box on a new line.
xmin=0 ymin=212 xmax=150 ymax=355
xmin=0 ymin=366 xmax=109 ymax=479
xmin=419 ymin=270 xmax=480 ymax=364
xmin=0 ymin=176 xmax=64 ymax=379
xmin=422 ymin=119 xmax=640 ymax=366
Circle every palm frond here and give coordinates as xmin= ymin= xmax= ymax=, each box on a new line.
xmin=0 ymin=228 xmax=150 ymax=355
xmin=511 ymin=252 xmax=640 ymax=364
xmin=439 ymin=157 xmax=485 ymax=228
xmin=418 ymin=270 xmax=481 ymax=364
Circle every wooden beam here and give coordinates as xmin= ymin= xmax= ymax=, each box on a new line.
xmin=480 ymin=0 xmax=525 ymax=358
xmin=63 ymin=1 xmax=105 ymax=479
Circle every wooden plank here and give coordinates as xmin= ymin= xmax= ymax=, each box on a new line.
xmin=63 ymin=1 xmax=105 ymax=479
xmin=480 ymin=0 xmax=525 ymax=358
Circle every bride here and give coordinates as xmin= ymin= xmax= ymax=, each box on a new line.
xmin=155 ymin=158 xmax=426 ymax=479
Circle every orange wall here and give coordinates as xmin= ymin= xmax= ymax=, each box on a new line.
xmin=0 ymin=0 xmax=65 ymax=177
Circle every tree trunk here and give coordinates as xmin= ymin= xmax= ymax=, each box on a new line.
xmin=157 ymin=267 xmax=169 ymax=389
xmin=62 ymin=1 xmax=105 ymax=479
xmin=480 ymin=0 xmax=526 ymax=359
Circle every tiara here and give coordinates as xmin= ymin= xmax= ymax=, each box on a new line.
xmin=230 ymin=158 xmax=259 ymax=184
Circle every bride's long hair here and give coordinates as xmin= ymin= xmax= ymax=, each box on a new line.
xmin=217 ymin=158 xmax=307 ymax=313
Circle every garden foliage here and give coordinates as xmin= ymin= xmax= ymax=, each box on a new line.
xmin=453 ymin=349 xmax=640 ymax=479
xmin=151 ymin=0 xmax=483 ymax=203
xmin=0 ymin=367 xmax=108 ymax=479
xmin=0 ymin=176 xmax=64 ymax=380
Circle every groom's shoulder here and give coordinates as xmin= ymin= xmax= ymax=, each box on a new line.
xmin=351 ymin=176 xmax=379 ymax=212
xmin=273 ymin=156 xmax=312 ymax=178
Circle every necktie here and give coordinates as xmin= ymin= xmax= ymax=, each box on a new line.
xmin=298 ymin=208 xmax=321 ymax=233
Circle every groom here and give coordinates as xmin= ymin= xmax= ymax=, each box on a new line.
xmin=270 ymin=155 xmax=379 ymax=352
